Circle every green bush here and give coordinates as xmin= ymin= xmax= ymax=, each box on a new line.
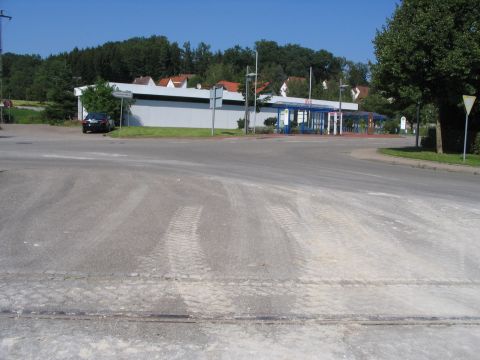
xmin=254 ymin=126 xmax=275 ymax=134
xmin=421 ymin=127 xmax=436 ymax=150
xmin=472 ymin=132 xmax=480 ymax=155
xmin=383 ymin=119 xmax=399 ymax=134
xmin=237 ymin=118 xmax=245 ymax=129
xmin=421 ymin=127 xmax=474 ymax=152
xmin=263 ymin=117 xmax=277 ymax=126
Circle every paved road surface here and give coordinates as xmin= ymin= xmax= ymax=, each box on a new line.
xmin=1 ymin=125 xmax=479 ymax=359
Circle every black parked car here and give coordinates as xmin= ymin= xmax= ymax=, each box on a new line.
xmin=82 ymin=112 xmax=115 ymax=133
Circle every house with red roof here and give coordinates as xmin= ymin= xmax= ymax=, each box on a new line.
xmin=132 ymin=76 xmax=155 ymax=86
xmin=157 ymin=74 xmax=196 ymax=89
xmin=280 ymin=77 xmax=306 ymax=97
xmin=351 ymin=85 xmax=370 ymax=102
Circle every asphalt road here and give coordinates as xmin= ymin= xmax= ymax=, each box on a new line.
xmin=1 ymin=124 xmax=480 ymax=359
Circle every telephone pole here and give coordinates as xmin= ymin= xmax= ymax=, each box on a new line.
xmin=0 ymin=10 xmax=12 ymax=124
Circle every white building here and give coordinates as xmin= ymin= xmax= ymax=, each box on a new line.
xmin=74 ymin=82 xmax=358 ymax=129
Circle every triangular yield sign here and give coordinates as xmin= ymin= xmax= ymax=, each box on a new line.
xmin=463 ymin=95 xmax=476 ymax=116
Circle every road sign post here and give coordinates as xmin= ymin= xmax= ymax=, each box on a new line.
xmin=462 ymin=95 xmax=476 ymax=162
xmin=210 ymin=86 xmax=223 ymax=136
xmin=113 ymin=91 xmax=133 ymax=132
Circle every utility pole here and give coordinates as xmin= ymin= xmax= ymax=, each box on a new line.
xmin=0 ymin=10 xmax=12 ymax=125
xmin=308 ymin=66 xmax=312 ymax=128
xmin=253 ymin=51 xmax=258 ymax=134
xmin=244 ymin=65 xmax=249 ymax=135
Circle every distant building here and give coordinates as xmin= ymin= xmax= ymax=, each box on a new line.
xmin=132 ymin=76 xmax=156 ymax=86
xmin=157 ymin=74 xmax=195 ymax=88
xmin=351 ymin=85 xmax=370 ymax=102
xmin=280 ymin=77 xmax=306 ymax=97
xmin=216 ymin=80 xmax=240 ymax=92
xmin=216 ymin=80 xmax=270 ymax=94
xmin=75 ymin=82 xmax=358 ymax=129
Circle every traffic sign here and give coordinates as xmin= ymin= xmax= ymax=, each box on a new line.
xmin=113 ymin=91 xmax=133 ymax=99
xmin=463 ymin=95 xmax=476 ymax=116
xmin=400 ymin=116 xmax=407 ymax=130
xmin=209 ymin=87 xmax=223 ymax=109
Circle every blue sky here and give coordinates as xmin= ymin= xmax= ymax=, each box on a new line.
xmin=0 ymin=0 xmax=398 ymax=63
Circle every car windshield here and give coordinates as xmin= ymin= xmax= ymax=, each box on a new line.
xmin=86 ymin=113 xmax=107 ymax=120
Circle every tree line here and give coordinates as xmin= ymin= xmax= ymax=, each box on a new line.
xmin=2 ymin=36 xmax=369 ymax=105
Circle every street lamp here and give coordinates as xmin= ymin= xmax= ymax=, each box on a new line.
xmin=338 ymin=79 xmax=349 ymax=135
xmin=244 ymin=66 xmax=256 ymax=135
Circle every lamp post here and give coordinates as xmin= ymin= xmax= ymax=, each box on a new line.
xmin=244 ymin=66 xmax=257 ymax=135
xmin=338 ymin=79 xmax=349 ymax=135
xmin=253 ymin=50 xmax=258 ymax=134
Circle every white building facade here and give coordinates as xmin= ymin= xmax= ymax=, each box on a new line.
xmin=74 ymin=82 xmax=358 ymax=129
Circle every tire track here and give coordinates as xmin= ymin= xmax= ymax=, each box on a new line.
xmin=136 ymin=206 xmax=236 ymax=316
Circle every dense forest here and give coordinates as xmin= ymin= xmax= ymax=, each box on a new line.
xmin=2 ymin=36 xmax=370 ymax=103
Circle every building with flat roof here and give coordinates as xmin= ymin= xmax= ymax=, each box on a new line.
xmin=74 ymin=82 xmax=358 ymax=130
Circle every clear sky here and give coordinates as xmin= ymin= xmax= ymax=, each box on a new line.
xmin=0 ymin=0 xmax=398 ymax=63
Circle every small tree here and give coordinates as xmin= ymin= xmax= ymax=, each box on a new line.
xmin=80 ymin=79 xmax=121 ymax=119
xmin=43 ymin=60 xmax=77 ymax=123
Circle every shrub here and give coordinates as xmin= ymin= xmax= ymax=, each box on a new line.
xmin=237 ymin=118 xmax=245 ymax=129
xmin=383 ymin=119 xmax=399 ymax=134
xmin=263 ymin=117 xmax=277 ymax=127
xmin=422 ymin=127 xmax=474 ymax=152
xmin=255 ymin=126 xmax=275 ymax=134
xmin=421 ymin=127 xmax=436 ymax=150
xmin=471 ymin=132 xmax=480 ymax=155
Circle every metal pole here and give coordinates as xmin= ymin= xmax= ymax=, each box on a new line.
xmin=119 ymin=98 xmax=123 ymax=131
xmin=253 ymin=51 xmax=258 ymax=134
xmin=309 ymin=66 xmax=312 ymax=128
xmin=463 ymin=112 xmax=469 ymax=162
xmin=415 ymin=101 xmax=421 ymax=148
xmin=339 ymin=79 xmax=343 ymax=136
xmin=211 ymin=87 xmax=216 ymax=136
xmin=244 ymin=66 xmax=249 ymax=135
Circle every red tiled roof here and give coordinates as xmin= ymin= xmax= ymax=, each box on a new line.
xmin=157 ymin=74 xmax=193 ymax=87
xmin=217 ymin=80 xmax=240 ymax=92
xmin=157 ymin=78 xmax=170 ymax=87
xmin=256 ymin=82 xmax=270 ymax=94
xmin=132 ymin=76 xmax=153 ymax=85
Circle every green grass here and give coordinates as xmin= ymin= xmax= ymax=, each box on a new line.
xmin=8 ymin=108 xmax=45 ymax=124
xmin=11 ymin=99 xmax=50 ymax=107
xmin=379 ymin=147 xmax=480 ymax=167
xmin=108 ymin=127 xmax=244 ymax=138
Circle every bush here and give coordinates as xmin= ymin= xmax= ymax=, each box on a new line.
xmin=237 ymin=118 xmax=245 ymax=129
xmin=264 ymin=117 xmax=277 ymax=127
xmin=254 ymin=126 xmax=275 ymax=134
xmin=421 ymin=127 xmax=436 ymax=150
xmin=421 ymin=127 xmax=474 ymax=152
xmin=472 ymin=132 xmax=480 ymax=155
xmin=383 ymin=119 xmax=399 ymax=134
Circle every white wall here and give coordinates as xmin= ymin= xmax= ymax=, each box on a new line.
xmin=129 ymin=99 xmax=278 ymax=129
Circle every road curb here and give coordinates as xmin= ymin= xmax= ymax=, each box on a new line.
xmin=351 ymin=148 xmax=480 ymax=175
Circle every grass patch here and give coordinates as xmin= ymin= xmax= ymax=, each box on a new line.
xmin=11 ymin=99 xmax=50 ymax=107
xmin=379 ymin=147 xmax=480 ymax=167
xmin=8 ymin=108 xmax=46 ymax=124
xmin=108 ymin=127 xmax=244 ymax=138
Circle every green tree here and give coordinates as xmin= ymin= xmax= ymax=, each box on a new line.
xmin=43 ymin=59 xmax=77 ymax=122
xmin=286 ymin=79 xmax=309 ymax=98
xmin=80 ymin=79 xmax=121 ymax=119
xmin=372 ymin=0 xmax=480 ymax=153
xmin=204 ymin=63 xmax=235 ymax=87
